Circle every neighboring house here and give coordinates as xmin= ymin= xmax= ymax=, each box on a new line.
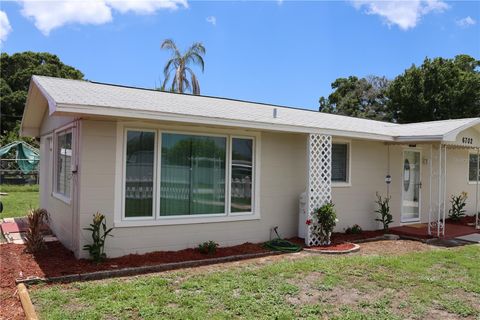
xmin=21 ymin=76 xmax=480 ymax=258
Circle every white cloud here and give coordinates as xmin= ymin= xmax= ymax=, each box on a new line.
xmin=351 ymin=0 xmax=449 ymax=30
xmin=206 ymin=15 xmax=216 ymax=26
xmin=19 ymin=0 xmax=112 ymax=35
xmin=106 ymin=0 xmax=187 ymax=15
xmin=17 ymin=0 xmax=188 ymax=36
xmin=0 ymin=10 xmax=12 ymax=43
xmin=456 ymin=16 xmax=476 ymax=27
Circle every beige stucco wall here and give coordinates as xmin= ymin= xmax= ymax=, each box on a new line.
xmin=332 ymin=138 xmax=480 ymax=231
xmin=332 ymin=140 xmax=389 ymax=231
xmin=39 ymin=115 xmax=76 ymax=251
xmin=39 ymin=114 xmax=479 ymax=258
xmin=77 ymin=120 xmax=308 ymax=258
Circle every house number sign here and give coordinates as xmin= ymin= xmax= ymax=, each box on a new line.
xmin=462 ymin=137 xmax=473 ymax=145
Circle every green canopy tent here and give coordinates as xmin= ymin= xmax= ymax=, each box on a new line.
xmin=0 ymin=141 xmax=40 ymax=174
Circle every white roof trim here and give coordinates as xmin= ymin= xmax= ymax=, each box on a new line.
xmin=443 ymin=118 xmax=480 ymax=141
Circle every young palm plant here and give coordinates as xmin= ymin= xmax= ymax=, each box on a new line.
xmin=160 ymin=39 xmax=205 ymax=95
xmin=25 ymin=208 xmax=49 ymax=253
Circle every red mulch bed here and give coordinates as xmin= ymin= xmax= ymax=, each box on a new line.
xmin=446 ymin=215 xmax=477 ymax=226
xmin=331 ymin=230 xmax=385 ymax=242
xmin=306 ymin=242 xmax=356 ymax=251
xmin=289 ymin=230 xmax=385 ymax=247
xmin=0 ymin=241 xmax=269 ymax=320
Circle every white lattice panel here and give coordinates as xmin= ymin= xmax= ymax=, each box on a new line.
xmin=306 ymin=134 xmax=332 ymax=246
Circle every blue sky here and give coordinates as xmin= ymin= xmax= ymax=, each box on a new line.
xmin=1 ymin=0 xmax=479 ymax=110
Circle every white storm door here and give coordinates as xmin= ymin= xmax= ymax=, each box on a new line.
xmin=401 ymin=150 xmax=421 ymax=223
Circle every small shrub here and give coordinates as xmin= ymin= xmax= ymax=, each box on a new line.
xmin=24 ymin=208 xmax=49 ymax=253
xmin=374 ymin=193 xmax=393 ymax=231
xmin=313 ymin=202 xmax=338 ymax=245
xmin=345 ymin=224 xmax=363 ymax=234
xmin=83 ymin=212 xmax=113 ymax=262
xmin=198 ymin=240 xmax=218 ymax=254
xmin=448 ymin=192 xmax=467 ymax=221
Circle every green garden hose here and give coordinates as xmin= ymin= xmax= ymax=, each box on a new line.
xmin=264 ymin=238 xmax=302 ymax=252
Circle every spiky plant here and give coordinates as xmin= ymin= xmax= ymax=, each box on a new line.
xmin=374 ymin=193 xmax=393 ymax=231
xmin=160 ymin=39 xmax=205 ymax=95
xmin=24 ymin=208 xmax=49 ymax=253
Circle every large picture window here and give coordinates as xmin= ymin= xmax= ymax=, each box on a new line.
xmin=125 ymin=130 xmax=155 ymax=218
xmin=160 ymin=133 xmax=226 ymax=216
xmin=469 ymin=153 xmax=479 ymax=182
xmin=55 ymin=131 xmax=72 ymax=198
xmin=121 ymin=129 xmax=257 ymax=222
xmin=332 ymin=143 xmax=349 ymax=183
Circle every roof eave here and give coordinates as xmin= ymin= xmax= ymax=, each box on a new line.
xmin=54 ymin=103 xmax=395 ymax=141
xmin=20 ymin=76 xmax=58 ymax=137
xmin=394 ymin=135 xmax=444 ymax=142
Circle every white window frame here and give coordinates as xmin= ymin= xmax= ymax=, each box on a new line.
xmin=122 ymin=128 xmax=158 ymax=221
xmin=114 ymin=122 xmax=261 ymax=227
xmin=468 ymin=151 xmax=480 ymax=184
xmin=52 ymin=126 xmax=74 ymax=204
xmin=331 ymin=139 xmax=351 ymax=188
xmin=229 ymin=135 xmax=256 ymax=216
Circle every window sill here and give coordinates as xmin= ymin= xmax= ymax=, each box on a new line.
xmin=114 ymin=212 xmax=260 ymax=228
xmin=468 ymin=181 xmax=480 ymax=185
xmin=51 ymin=192 xmax=71 ymax=205
xmin=332 ymin=182 xmax=351 ymax=188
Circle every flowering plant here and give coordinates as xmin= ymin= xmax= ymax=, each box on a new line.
xmin=310 ymin=202 xmax=338 ymax=245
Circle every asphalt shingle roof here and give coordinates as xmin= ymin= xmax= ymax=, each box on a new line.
xmin=29 ymin=76 xmax=480 ymax=141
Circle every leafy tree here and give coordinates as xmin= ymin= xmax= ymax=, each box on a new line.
xmin=160 ymin=39 xmax=205 ymax=95
xmin=0 ymin=51 xmax=84 ymax=139
xmin=388 ymin=55 xmax=480 ymax=123
xmin=319 ymin=75 xmax=392 ymax=121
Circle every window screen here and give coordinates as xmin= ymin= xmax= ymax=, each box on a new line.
xmin=332 ymin=143 xmax=348 ymax=182
xmin=55 ymin=131 xmax=72 ymax=197
xmin=231 ymin=138 xmax=253 ymax=213
xmin=469 ymin=154 xmax=479 ymax=182
xmin=125 ymin=130 xmax=155 ymax=218
xmin=160 ymin=133 xmax=226 ymax=216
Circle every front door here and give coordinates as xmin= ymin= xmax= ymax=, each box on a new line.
xmin=401 ymin=150 xmax=421 ymax=222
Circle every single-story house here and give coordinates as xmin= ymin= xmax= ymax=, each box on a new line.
xmin=21 ymin=75 xmax=480 ymax=258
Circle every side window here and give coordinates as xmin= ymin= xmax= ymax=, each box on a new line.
xmin=231 ymin=138 xmax=254 ymax=213
xmin=332 ymin=143 xmax=349 ymax=183
xmin=55 ymin=131 xmax=72 ymax=197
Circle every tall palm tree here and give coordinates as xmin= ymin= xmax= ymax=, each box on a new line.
xmin=160 ymin=39 xmax=206 ymax=95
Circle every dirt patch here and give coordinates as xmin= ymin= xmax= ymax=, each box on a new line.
xmin=423 ymin=309 xmax=465 ymax=320
xmin=357 ymin=240 xmax=433 ymax=256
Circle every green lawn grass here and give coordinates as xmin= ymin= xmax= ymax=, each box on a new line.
xmin=0 ymin=185 xmax=39 ymax=219
xmin=31 ymin=245 xmax=480 ymax=319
